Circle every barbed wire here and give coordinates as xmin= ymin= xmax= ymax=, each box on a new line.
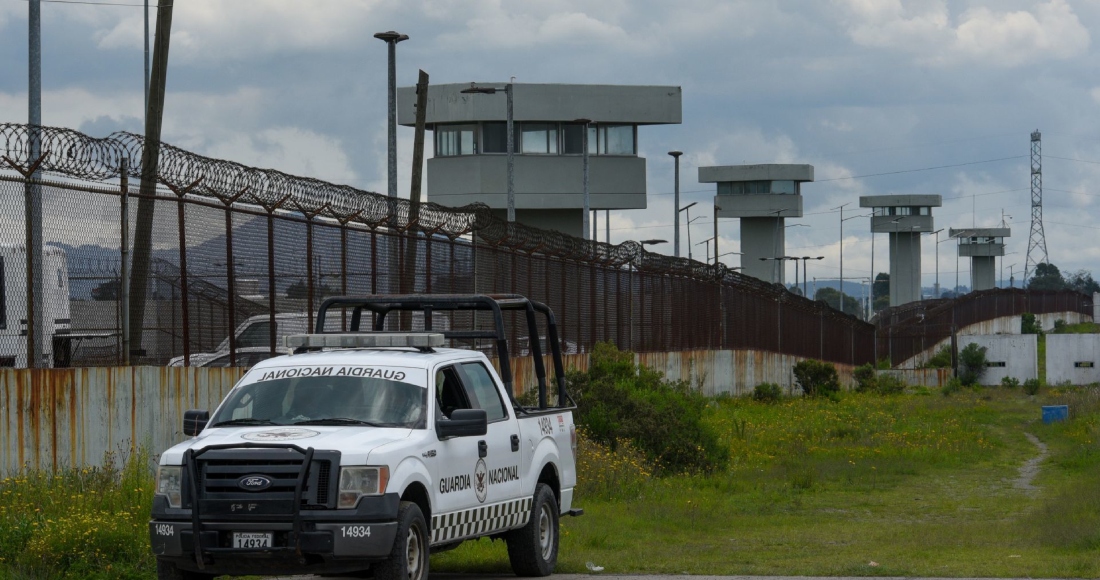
xmin=0 ymin=122 xmax=868 ymax=328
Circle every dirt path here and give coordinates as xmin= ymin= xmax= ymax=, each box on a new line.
xmin=1014 ymin=432 xmax=1048 ymax=493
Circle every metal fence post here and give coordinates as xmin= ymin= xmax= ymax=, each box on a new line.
xmin=120 ymin=158 xmax=131 ymax=365
xmin=166 ymin=179 xmax=202 ymax=365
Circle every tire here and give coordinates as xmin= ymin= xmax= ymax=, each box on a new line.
xmin=156 ymin=559 xmax=215 ymax=580
xmin=374 ymin=501 xmax=430 ymax=580
xmin=506 ymin=483 xmax=559 ymax=577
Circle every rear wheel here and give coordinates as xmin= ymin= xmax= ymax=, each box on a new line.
xmin=374 ymin=501 xmax=430 ymax=580
xmin=155 ymin=560 xmax=215 ymax=580
xmin=506 ymin=483 xmax=558 ymax=577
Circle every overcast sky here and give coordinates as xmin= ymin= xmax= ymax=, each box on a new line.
xmin=3 ymin=0 xmax=1100 ymax=291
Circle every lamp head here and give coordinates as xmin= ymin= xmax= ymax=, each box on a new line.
xmin=373 ymin=31 xmax=409 ymax=43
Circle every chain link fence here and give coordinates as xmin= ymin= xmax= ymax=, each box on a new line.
xmin=12 ymin=122 xmax=1035 ymax=370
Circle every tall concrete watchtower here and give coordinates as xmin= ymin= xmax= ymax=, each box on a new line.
xmin=395 ymin=82 xmax=682 ymax=238
xmin=950 ymin=228 xmax=1009 ymax=291
xmin=699 ymin=164 xmax=814 ymax=284
xmin=860 ymin=195 xmax=942 ymax=306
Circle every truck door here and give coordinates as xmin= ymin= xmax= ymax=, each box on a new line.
xmin=429 ymin=365 xmax=482 ymax=543
xmin=454 ymin=361 xmax=523 ymax=506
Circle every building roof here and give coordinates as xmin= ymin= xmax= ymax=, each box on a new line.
xmin=949 ymin=227 xmax=1011 ymax=238
xmin=699 ymin=164 xmax=814 ymax=183
xmin=397 ymin=83 xmax=682 ymax=127
xmin=859 ymin=194 xmax=943 ymax=208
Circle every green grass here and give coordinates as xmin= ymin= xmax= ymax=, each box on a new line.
xmin=4 ymin=389 xmax=1099 ymax=578
xmin=0 ymin=448 xmax=156 ymax=580
xmin=434 ymin=388 xmax=1100 ymax=577
xmin=1051 ymin=321 xmax=1100 ymax=334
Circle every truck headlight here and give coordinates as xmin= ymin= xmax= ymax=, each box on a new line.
xmin=338 ymin=466 xmax=389 ymax=509
xmin=156 ymin=465 xmax=183 ymax=509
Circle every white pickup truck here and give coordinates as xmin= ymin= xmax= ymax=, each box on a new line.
xmin=149 ymin=295 xmax=581 ymax=580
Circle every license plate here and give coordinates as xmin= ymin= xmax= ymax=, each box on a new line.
xmin=232 ymin=532 xmax=272 ymax=549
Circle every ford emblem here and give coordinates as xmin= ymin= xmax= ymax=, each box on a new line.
xmin=237 ymin=474 xmax=273 ymax=492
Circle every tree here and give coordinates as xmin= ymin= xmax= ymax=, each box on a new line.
xmin=1028 ymin=262 xmax=1065 ymax=291
xmin=873 ymin=272 xmax=890 ymax=311
xmin=814 ymin=287 xmax=861 ymax=317
xmin=1065 ymin=270 xmax=1100 ymax=295
xmin=958 ymin=342 xmax=988 ymax=386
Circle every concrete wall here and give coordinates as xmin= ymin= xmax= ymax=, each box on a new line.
xmin=426 ymin=154 xmax=647 ymax=210
xmin=958 ymin=334 xmax=1038 ymax=385
xmin=699 ymin=164 xmax=813 ymax=183
xmin=889 ymin=231 xmax=922 ymax=306
xmin=397 ymin=83 xmax=683 ymax=126
xmin=1046 ymin=334 xmax=1100 ymax=385
xmin=714 ymin=194 xmax=802 ymax=219
xmin=878 ymin=368 xmax=952 ymax=388
xmin=740 ymin=218 xmax=786 ymax=284
xmin=972 ymin=256 xmax=996 ymax=292
xmin=898 ymin=311 xmax=1092 ymax=368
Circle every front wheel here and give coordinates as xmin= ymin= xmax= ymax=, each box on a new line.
xmin=506 ymin=483 xmax=559 ymax=577
xmin=374 ymin=501 xmax=430 ymax=580
xmin=155 ymin=560 xmax=215 ymax=580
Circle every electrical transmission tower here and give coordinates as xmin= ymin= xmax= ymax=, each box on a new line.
xmin=1024 ymin=130 xmax=1048 ymax=282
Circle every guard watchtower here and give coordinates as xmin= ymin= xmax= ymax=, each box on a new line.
xmin=950 ymin=228 xmax=1009 ymax=291
xmin=700 ymin=164 xmax=814 ymax=284
xmin=860 ymin=195 xmax=942 ymax=306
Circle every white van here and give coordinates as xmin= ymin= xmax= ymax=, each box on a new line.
xmin=0 ymin=244 xmax=71 ymax=368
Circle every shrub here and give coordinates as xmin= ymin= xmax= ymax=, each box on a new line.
xmin=1001 ymin=376 xmax=1021 ymax=389
xmin=793 ymin=359 xmax=841 ymax=397
xmin=875 ymin=373 xmax=908 ymax=395
xmin=942 ymin=377 xmax=963 ymax=396
xmin=925 ymin=345 xmax=952 ymax=368
xmin=1022 ymin=312 xmax=1042 ymax=335
xmin=567 ymin=342 xmax=729 ymax=474
xmin=1023 ymin=378 xmax=1042 ymax=396
xmin=1054 ymin=318 xmax=1067 ymax=332
xmin=853 ymin=363 xmax=877 ymax=393
xmin=958 ymin=342 xmax=988 ymax=386
xmin=752 ymin=382 xmax=783 ymax=403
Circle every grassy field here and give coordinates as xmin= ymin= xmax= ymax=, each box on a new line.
xmin=1 ymin=386 xmax=1098 ymax=578
xmin=434 ymin=387 xmax=1100 ymax=577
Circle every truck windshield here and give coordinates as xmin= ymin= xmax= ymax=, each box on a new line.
xmin=210 ymin=369 xmax=427 ymax=429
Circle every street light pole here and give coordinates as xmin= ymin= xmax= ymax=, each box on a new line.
xmin=579 ymin=118 xmax=593 ymax=240
xmin=686 ymin=213 xmax=708 ymax=261
xmin=462 ymin=83 xmax=516 ymax=221
xmin=373 ymin=31 xmax=409 ymax=200
xmin=834 ymin=203 xmax=849 ymax=302
xmin=669 ymin=151 xmax=683 ymax=257
xmin=930 ymin=228 xmax=943 ymax=298
xmin=713 ymin=204 xmax=721 ymax=265
xmin=678 ymin=201 xmax=697 ymax=260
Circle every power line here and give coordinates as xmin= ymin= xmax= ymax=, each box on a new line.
xmin=20 ymin=0 xmax=153 ymax=6
xmin=816 ymin=155 xmax=1026 ymax=182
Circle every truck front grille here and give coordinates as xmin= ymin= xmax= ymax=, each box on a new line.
xmin=188 ymin=448 xmax=338 ymax=509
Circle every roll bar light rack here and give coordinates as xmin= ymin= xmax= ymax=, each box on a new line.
xmin=312 ymin=294 xmax=571 ymax=410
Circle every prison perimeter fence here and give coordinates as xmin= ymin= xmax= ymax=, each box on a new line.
xmin=875 ymin=288 xmax=1093 ymax=366
xmin=15 ymin=123 xmax=1064 ymax=371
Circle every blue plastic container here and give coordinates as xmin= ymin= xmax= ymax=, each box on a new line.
xmin=1042 ymin=405 xmax=1069 ymax=424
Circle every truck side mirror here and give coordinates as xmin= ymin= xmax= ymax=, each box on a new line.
xmin=183 ymin=409 xmax=210 ymax=436
xmin=436 ymin=409 xmax=488 ymax=439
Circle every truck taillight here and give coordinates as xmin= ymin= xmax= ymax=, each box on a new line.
xmin=570 ymin=423 xmax=577 ymax=456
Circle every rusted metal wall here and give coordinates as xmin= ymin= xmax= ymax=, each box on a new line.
xmin=0 ymin=367 xmax=243 ymax=475
xmin=4 ymin=351 xmax=860 ymax=473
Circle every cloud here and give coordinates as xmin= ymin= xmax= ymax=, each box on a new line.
xmin=838 ymin=0 xmax=1089 ymax=67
